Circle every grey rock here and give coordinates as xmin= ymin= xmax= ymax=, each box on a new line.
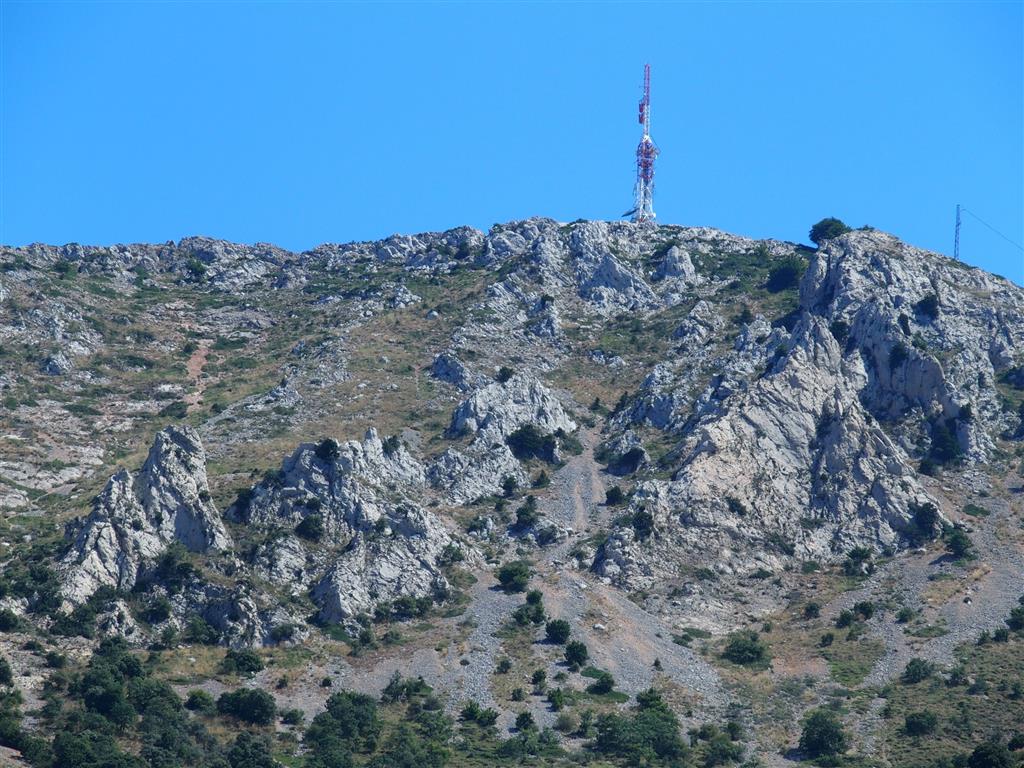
xmin=59 ymin=426 xmax=230 ymax=604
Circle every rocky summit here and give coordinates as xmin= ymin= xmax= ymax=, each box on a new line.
xmin=1 ymin=218 xmax=1022 ymax=767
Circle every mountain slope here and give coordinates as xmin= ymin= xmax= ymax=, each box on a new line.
xmin=1 ymin=219 xmax=1022 ymax=766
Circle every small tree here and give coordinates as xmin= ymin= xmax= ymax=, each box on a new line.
xmin=295 ymin=514 xmax=324 ymax=541
xmin=496 ymin=561 xmax=531 ymax=593
xmin=946 ymin=528 xmax=975 ymax=561
xmin=587 ymin=670 xmax=615 ymax=695
xmin=515 ymin=711 xmax=535 ymax=731
xmin=605 ymin=486 xmax=626 ymax=506
xmin=904 ymin=710 xmax=938 ymax=736
xmin=809 ymin=218 xmax=851 ymax=246
xmin=968 ymin=741 xmax=1013 ymax=768
xmin=722 ymin=630 xmax=768 ymax=666
xmin=902 ymin=657 xmax=934 ymax=684
xmin=545 ymin=619 xmax=571 ymax=644
xmin=565 ymin=640 xmax=589 ymax=669
xmin=799 ymin=708 xmax=848 ymax=757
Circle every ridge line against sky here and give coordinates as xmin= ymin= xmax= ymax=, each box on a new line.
xmin=2 ymin=1 xmax=1021 ymax=282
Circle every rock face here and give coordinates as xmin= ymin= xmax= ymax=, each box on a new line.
xmin=598 ymin=230 xmax=1024 ymax=587
xmin=59 ymin=426 xmax=229 ymax=604
xmin=801 ymin=231 xmax=1024 ymax=460
xmin=447 ymin=373 xmax=577 ymax=441
xmin=232 ymin=429 xmax=462 ymax=625
xmin=311 ymin=504 xmax=457 ymax=624
xmin=431 ymin=373 xmax=578 ymax=503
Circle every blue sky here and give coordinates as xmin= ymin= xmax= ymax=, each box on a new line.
xmin=2 ymin=2 xmax=1022 ymax=282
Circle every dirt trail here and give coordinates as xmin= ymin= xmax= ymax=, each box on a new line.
xmin=184 ymin=342 xmax=212 ymax=411
xmin=537 ymin=428 xmax=729 ymax=717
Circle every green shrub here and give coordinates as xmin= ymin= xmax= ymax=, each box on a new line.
xmin=587 ymin=670 xmax=616 ymax=695
xmin=766 ymin=257 xmax=806 ymax=293
xmin=216 ymin=687 xmax=276 ymax=725
xmin=904 ymin=710 xmax=938 ymax=736
xmin=632 ymin=509 xmax=654 ymax=540
xmin=799 ymin=708 xmax=848 ymax=757
xmin=901 ymin=657 xmax=934 ymax=684
xmin=185 ymin=689 xmax=215 ymax=714
xmin=914 ymin=293 xmax=940 ymax=320
xmin=220 ymin=649 xmax=264 ymax=675
xmin=565 ymin=640 xmax=589 ymax=669
xmin=296 ymin=514 xmax=324 ymax=541
xmin=605 ymin=486 xmax=626 ymax=506
xmin=809 ymin=217 xmax=851 ymax=245
xmin=946 ymin=528 xmax=975 ymax=560
xmin=722 ymin=630 xmax=768 ymax=666
xmin=506 ymin=424 xmax=557 ymax=462
xmin=496 ymin=561 xmax=530 ymax=593
xmin=545 ymin=619 xmax=571 ymax=644
xmin=496 ymin=366 xmax=515 ymax=383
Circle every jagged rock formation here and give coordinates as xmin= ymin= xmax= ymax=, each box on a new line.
xmin=430 ymin=373 xmax=578 ymax=503
xmin=59 ymin=426 xmax=229 ymax=604
xmin=597 ymin=229 xmax=1024 ymax=587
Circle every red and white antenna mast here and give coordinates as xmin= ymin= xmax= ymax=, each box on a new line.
xmin=630 ymin=63 xmax=659 ymax=223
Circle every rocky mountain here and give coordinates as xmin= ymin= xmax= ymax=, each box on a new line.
xmin=1 ymin=218 xmax=1022 ymax=766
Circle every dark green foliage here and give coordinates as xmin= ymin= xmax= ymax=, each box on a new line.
xmin=514 ymin=495 xmax=540 ymax=528
xmin=217 ymin=687 xmax=276 ymax=724
xmin=946 ymin=528 xmax=975 ymax=561
xmin=296 ymin=514 xmax=324 ymax=541
xmin=0 ymin=610 xmax=18 ymax=632
xmin=1007 ymin=605 xmax=1024 ymax=632
xmin=930 ymin=417 xmax=963 ymax=465
xmin=836 ymin=610 xmax=855 ymax=628
xmin=911 ymin=501 xmax=941 ymax=540
xmin=586 ymin=670 xmax=615 ymax=695
xmin=605 ymin=486 xmax=626 ymax=506
xmin=501 ymin=475 xmax=518 ymax=497
xmin=545 ymin=619 xmax=571 ymax=644
xmin=809 ymin=217 xmax=851 ymax=245
xmin=0 ymin=658 xmax=11 ymax=687
xmin=532 ymin=470 xmax=550 ymax=488
xmin=843 ymin=546 xmax=875 ymax=577
xmin=226 ymin=732 xmax=277 ymax=768
xmin=506 ymin=424 xmax=557 ymax=463
xmin=722 ymin=630 xmax=768 ymax=666
xmin=565 ymin=640 xmax=589 ymax=669
xmin=305 ymin=690 xmax=381 ymax=766
xmin=632 ymin=509 xmax=654 ymax=540
xmin=904 ymin=710 xmax=938 ymax=736
xmin=914 ymin=293 xmax=940 ymax=320
xmin=185 ymin=689 xmax=215 ymax=714
xmin=804 ymin=602 xmax=821 ymax=619
xmin=315 ymin=438 xmax=340 ymax=462
xmin=220 ymin=649 xmax=264 ymax=675
xmin=902 ymin=657 xmax=935 ymax=684
xmin=496 ymin=366 xmax=515 ymax=383
xmin=799 ymin=708 xmax=848 ymax=757
xmin=184 ymin=615 xmax=220 ymax=645
xmin=968 ymin=741 xmax=1013 ymax=768
xmin=829 ymin=319 xmax=850 ymax=345
xmin=515 ymin=711 xmax=536 ymax=731
xmin=592 ymin=688 xmax=687 ymax=765
xmin=766 ymin=257 xmax=806 ymax=293
xmin=496 ymin=561 xmax=530 ymax=593
xmin=889 ymin=341 xmax=909 ymax=371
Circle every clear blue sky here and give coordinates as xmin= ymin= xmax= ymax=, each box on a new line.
xmin=2 ymin=2 xmax=1022 ymax=282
